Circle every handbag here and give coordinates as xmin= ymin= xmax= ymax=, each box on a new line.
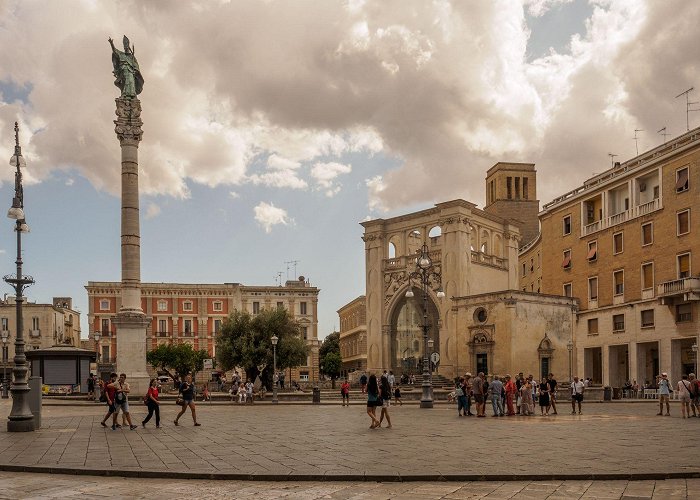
xmin=175 ymin=396 xmax=184 ymax=405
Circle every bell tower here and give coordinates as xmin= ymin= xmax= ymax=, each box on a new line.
xmin=484 ymin=162 xmax=539 ymax=246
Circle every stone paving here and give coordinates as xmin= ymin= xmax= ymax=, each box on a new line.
xmin=0 ymin=472 xmax=697 ymax=499
xmin=0 ymin=399 xmax=698 ymax=480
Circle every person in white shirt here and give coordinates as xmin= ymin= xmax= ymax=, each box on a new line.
xmin=677 ymin=374 xmax=692 ymax=418
xmin=570 ymin=376 xmax=585 ymax=414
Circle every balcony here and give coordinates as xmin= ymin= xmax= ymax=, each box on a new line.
xmin=155 ymin=331 xmax=170 ymax=338
xmin=179 ymin=331 xmax=194 ymax=337
xmin=29 ymin=329 xmax=41 ymax=338
xmin=582 ymin=198 xmax=662 ymax=237
xmin=470 ymin=251 xmax=508 ymax=270
xmin=657 ymin=277 xmax=700 ymax=305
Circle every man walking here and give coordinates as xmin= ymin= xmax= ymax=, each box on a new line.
xmin=657 ymin=373 xmax=672 ymax=416
xmin=472 ymin=372 xmax=486 ymax=417
xmin=109 ymin=373 xmax=138 ymax=430
xmin=100 ymin=372 xmax=118 ymax=428
xmin=360 ymin=372 xmax=368 ymax=394
xmin=570 ymin=376 xmax=584 ymax=415
xmin=489 ymin=375 xmax=504 ymax=416
xmin=690 ymin=373 xmax=700 ymax=418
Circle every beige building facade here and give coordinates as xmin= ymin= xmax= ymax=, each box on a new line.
xmin=526 ymin=126 xmax=700 ymax=387
xmin=0 ymin=296 xmax=81 ymax=365
xmin=85 ymin=278 xmax=320 ymax=383
xmin=453 ymin=291 xmax=576 ymax=380
xmin=338 ymin=295 xmax=367 ymax=378
xmin=360 ymin=160 xmax=574 ymax=379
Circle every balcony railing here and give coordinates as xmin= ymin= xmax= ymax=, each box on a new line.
xmin=470 ymin=251 xmax=508 ymax=270
xmin=582 ymin=198 xmax=662 ymax=237
xmin=179 ymin=331 xmax=194 ymax=337
xmin=156 ymin=331 xmax=170 ymax=338
xmin=657 ymin=277 xmax=700 ymax=300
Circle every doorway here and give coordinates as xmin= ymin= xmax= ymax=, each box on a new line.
xmin=476 ymin=353 xmax=488 ymax=375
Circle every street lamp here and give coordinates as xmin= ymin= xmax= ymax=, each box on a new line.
xmin=271 ymin=335 xmax=279 ymax=404
xmin=1 ymin=330 xmax=8 ymax=398
xmin=93 ymin=331 xmax=102 ymax=401
xmin=4 ymin=122 xmax=35 ymax=432
xmin=405 ymin=241 xmax=445 ymax=409
xmin=567 ymin=340 xmax=574 ymax=383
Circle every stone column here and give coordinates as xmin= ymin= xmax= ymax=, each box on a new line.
xmin=111 ymin=97 xmax=150 ymax=395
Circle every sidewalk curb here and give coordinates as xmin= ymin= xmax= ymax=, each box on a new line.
xmin=0 ymin=464 xmax=698 ymax=482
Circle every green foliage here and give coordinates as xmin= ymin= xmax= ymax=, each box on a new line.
xmin=146 ymin=343 xmax=209 ymax=380
xmin=216 ymin=308 xmax=309 ymax=386
xmin=320 ymin=351 xmax=342 ymax=379
xmin=319 ymin=331 xmax=341 ymax=380
xmin=319 ymin=331 xmax=340 ymax=360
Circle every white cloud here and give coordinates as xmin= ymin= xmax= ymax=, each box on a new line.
xmin=0 ymin=1 xmax=697 ymax=213
xmin=310 ymin=161 xmax=352 ymax=196
xmin=145 ymin=203 xmax=161 ymax=219
xmin=253 ymin=202 xmax=292 ymax=233
xmin=65 ymin=178 xmax=74 ymax=186
xmin=366 ymin=175 xmax=387 ymax=212
xmin=229 ymin=191 xmax=240 ymax=199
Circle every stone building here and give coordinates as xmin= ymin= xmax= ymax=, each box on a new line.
xmin=0 ymin=296 xmax=81 ymax=366
xmin=338 ymin=295 xmax=367 ymax=379
xmin=360 ymin=161 xmax=579 ymax=380
xmin=85 ymin=278 xmax=320 ymax=383
xmin=522 ymin=126 xmax=700 ymax=387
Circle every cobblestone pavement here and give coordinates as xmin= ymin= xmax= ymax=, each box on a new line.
xmin=0 ymin=472 xmax=697 ymax=499
xmin=0 ymin=400 xmax=698 ymax=479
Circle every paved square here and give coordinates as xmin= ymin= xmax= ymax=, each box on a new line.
xmin=0 ymin=472 xmax=697 ymax=499
xmin=0 ymin=399 xmax=697 ymax=481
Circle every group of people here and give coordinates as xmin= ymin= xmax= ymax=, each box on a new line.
xmin=98 ymin=372 xmax=200 ymax=430
xmin=453 ymin=372 xmax=585 ymax=417
xmin=656 ymin=372 xmax=700 ymax=418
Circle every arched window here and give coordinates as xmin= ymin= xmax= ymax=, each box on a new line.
xmin=428 ymin=226 xmax=442 ymax=238
xmin=388 ymin=242 xmax=396 ymax=258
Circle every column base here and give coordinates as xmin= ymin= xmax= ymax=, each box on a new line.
xmin=8 ymin=418 xmax=35 ymax=432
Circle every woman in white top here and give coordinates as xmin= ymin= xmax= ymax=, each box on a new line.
xmin=677 ymin=374 xmax=692 ymax=418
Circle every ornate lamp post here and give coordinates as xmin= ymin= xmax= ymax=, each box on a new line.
xmin=271 ymin=335 xmax=279 ymax=404
xmin=4 ymin=122 xmax=35 ymax=432
xmin=405 ymin=242 xmax=445 ymax=409
xmin=567 ymin=340 xmax=574 ymax=383
xmin=93 ymin=331 xmax=102 ymax=401
xmin=1 ymin=330 xmax=8 ymax=399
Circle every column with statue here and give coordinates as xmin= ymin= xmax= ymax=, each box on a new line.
xmin=109 ymin=35 xmax=150 ymax=394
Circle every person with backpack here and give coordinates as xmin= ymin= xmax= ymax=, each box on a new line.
xmin=109 ymin=373 xmax=138 ymax=430
xmin=142 ymin=378 xmax=161 ymax=428
xmin=657 ymin=373 xmax=672 ymax=416
xmin=689 ymin=373 xmax=700 ymax=417
xmin=677 ymin=374 xmax=693 ymax=418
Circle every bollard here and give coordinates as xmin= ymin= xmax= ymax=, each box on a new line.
xmin=312 ymin=387 xmax=321 ymax=404
xmin=28 ymin=376 xmax=42 ymax=429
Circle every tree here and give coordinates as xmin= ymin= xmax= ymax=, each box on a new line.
xmin=319 ymin=331 xmax=342 ymax=388
xmin=216 ymin=308 xmax=309 ymax=389
xmin=146 ymin=343 xmax=209 ymax=381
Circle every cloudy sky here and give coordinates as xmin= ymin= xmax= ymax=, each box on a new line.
xmin=0 ymin=0 xmax=698 ymax=339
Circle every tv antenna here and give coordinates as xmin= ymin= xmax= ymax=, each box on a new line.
xmin=657 ymin=126 xmax=670 ymax=143
xmin=633 ymin=129 xmax=644 ymax=155
xmin=274 ymin=272 xmax=283 ymax=286
xmin=675 ymin=87 xmax=698 ymax=132
xmin=285 ymin=260 xmax=300 ymax=280
xmin=608 ymin=153 xmax=618 ymax=168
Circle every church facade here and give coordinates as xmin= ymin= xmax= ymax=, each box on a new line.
xmin=361 ymin=163 xmax=577 ymax=380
